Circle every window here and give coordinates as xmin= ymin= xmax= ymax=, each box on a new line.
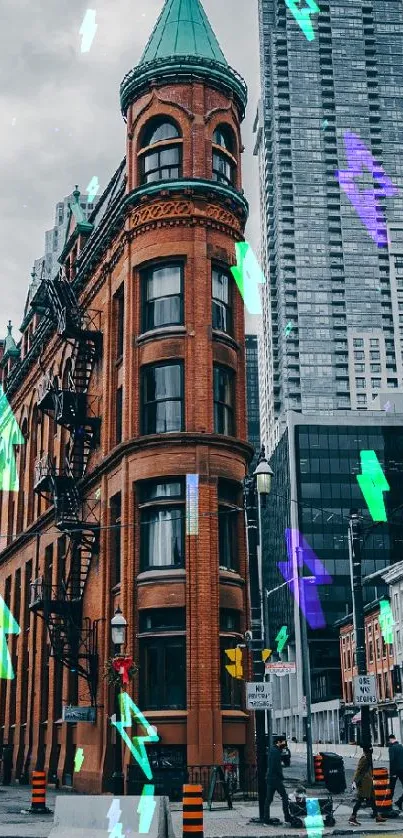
xmin=370 ymin=364 xmax=381 ymax=373
xmin=220 ymin=609 xmax=241 ymax=631
xmin=218 ymin=480 xmax=239 ymax=571
xmin=355 ymin=378 xmax=366 ymax=388
xmin=370 ymin=338 xmax=379 ymax=347
xmin=139 ymin=119 xmax=182 ymax=185
xmin=355 ymin=364 xmax=365 ymax=373
xmin=138 ymin=479 xmax=185 ymax=570
xmin=220 ymin=637 xmax=242 ymax=709
xmin=114 ymin=286 xmax=124 ymax=359
xmin=110 ymin=493 xmax=121 ymax=586
xmin=371 ymin=378 xmax=381 ymax=388
xmin=354 ymin=351 xmax=364 ymax=360
xmin=214 ymin=365 xmax=235 ymax=435
xmin=212 ymin=268 xmax=232 ymax=333
xmin=353 ymin=338 xmax=364 ymax=347
xmin=139 ymin=609 xmax=186 ymax=632
xmin=212 ymin=125 xmax=236 ymax=186
xmin=140 ymin=636 xmax=186 ymax=709
xmin=357 ymin=394 xmax=367 ymax=405
xmin=142 ymin=263 xmax=183 ymax=332
xmin=141 ymin=362 xmax=184 ymax=434
xmin=370 ymin=351 xmax=380 ymax=360
xmin=116 ymin=386 xmax=123 ymax=443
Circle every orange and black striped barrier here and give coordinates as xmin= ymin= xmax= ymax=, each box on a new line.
xmin=29 ymin=770 xmax=51 ymax=814
xmin=373 ymin=766 xmax=392 ymax=815
xmin=183 ymin=783 xmax=204 ymax=836
xmin=314 ymin=753 xmax=324 ymax=783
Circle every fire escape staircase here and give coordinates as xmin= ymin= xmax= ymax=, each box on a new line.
xmin=30 ymin=273 xmax=103 ymax=705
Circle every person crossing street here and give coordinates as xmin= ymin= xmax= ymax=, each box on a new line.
xmin=388 ymin=733 xmax=403 ymax=811
xmin=349 ymin=745 xmax=386 ymax=826
xmin=263 ymin=735 xmax=292 ymax=826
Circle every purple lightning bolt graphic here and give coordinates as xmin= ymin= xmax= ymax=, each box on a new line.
xmin=335 ymin=132 xmax=398 ymax=247
xmin=278 ymin=529 xmax=332 ymax=629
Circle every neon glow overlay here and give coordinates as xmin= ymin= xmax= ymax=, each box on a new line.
xmin=379 ymin=599 xmax=394 ymax=645
xmin=304 ymin=797 xmax=324 ymax=838
xmin=107 ymin=798 xmax=123 ymax=837
xmin=335 ymin=132 xmax=398 ymax=247
xmin=285 ymin=321 xmax=293 ymax=337
xmin=138 ymin=785 xmax=157 ymax=834
xmin=230 ymin=242 xmax=265 ymax=314
xmin=0 ymin=385 xmax=24 ymax=492
xmin=111 ymin=693 xmax=158 ymax=834
xmin=86 ymin=176 xmax=100 ymax=203
xmin=279 ymin=530 xmax=332 ymax=629
xmin=356 ymin=450 xmax=390 ymax=522
xmin=186 ymin=474 xmax=199 ymax=536
xmin=0 ymin=595 xmax=20 ymax=679
xmin=275 ymin=625 xmax=289 ymax=654
xmin=74 ymin=747 xmax=84 ymax=773
xmin=80 ymin=10 xmax=97 ymax=53
xmin=285 ymin=0 xmax=320 ymax=42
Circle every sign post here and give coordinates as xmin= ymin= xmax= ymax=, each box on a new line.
xmin=265 ymin=661 xmax=296 ymax=677
xmin=246 ymin=681 xmax=273 ymax=710
xmin=353 ymin=674 xmax=377 ymax=705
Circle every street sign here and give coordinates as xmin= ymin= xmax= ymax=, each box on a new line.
xmin=62 ymin=705 xmax=96 ymax=723
xmin=265 ymin=661 xmax=296 ymax=677
xmin=353 ymin=674 xmax=377 ymax=705
xmin=246 ymin=681 xmax=273 ymax=710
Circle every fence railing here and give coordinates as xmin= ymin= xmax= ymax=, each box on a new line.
xmin=187 ymin=764 xmax=258 ymax=801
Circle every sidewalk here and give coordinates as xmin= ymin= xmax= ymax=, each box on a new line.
xmin=169 ymin=800 xmax=403 ymax=838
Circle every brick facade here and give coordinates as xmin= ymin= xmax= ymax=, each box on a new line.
xmin=0 ymin=40 xmax=255 ymax=791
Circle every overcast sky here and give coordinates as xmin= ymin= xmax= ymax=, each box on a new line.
xmin=0 ymin=0 xmax=260 ymax=337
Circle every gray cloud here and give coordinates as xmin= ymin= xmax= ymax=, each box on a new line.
xmin=0 ymin=0 xmax=259 ymax=335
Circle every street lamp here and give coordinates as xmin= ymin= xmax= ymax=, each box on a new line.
xmin=244 ymin=446 xmax=273 ymax=822
xmin=111 ymin=606 xmax=127 ymax=795
xmin=348 ymin=511 xmax=372 ymax=748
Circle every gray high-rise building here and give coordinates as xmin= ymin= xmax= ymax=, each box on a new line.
xmin=255 ymin=0 xmax=403 ymax=454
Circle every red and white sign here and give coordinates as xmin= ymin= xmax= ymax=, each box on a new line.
xmin=265 ymin=661 xmax=296 ymax=677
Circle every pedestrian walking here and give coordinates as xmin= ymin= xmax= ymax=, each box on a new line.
xmin=349 ymin=745 xmax=386 ymax=826
xmin=263 ymin=735 xmax=292 ymax=826
xmin=388 ymin=733 xmax=403 ymax=811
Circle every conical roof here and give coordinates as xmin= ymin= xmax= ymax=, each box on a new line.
xmin=120 ymin=0 xmax=247 ymax=119
xmin=140 ymin=0 xmax=227 ymax=66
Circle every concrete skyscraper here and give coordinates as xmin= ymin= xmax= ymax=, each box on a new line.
xmin=255 ymin=0 xmax=403 ymax=454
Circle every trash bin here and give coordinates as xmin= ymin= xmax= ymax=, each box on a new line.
xmin=320 ymin=752 xmax=346 ymax=794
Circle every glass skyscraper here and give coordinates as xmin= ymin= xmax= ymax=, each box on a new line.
xmin=255 ymin=0 xmax=403 ymax=453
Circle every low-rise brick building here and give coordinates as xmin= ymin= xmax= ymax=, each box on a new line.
xmin=339 ymin=599 xmax=397 ymax=745
xmin=0 ymin=0 xmax=256 ymax=793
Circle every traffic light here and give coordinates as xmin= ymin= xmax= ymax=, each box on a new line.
xmin=224 ymin=647 xmax=243 ymax=679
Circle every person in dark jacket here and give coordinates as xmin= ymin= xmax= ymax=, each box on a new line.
xmin=263 ymin=735 xmax=291 ymax=825
xmin=388 ymin=734 xmax=403 ymax=810
xmin=349 ymin=746 xmax=386 ymax=826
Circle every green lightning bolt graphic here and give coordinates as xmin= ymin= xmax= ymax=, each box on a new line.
xmin=275 ymin=625 xmax=289 ymax=654
xmin=356 ymin=450 xmax=390 ymax=522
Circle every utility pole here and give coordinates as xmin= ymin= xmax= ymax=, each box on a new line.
xmin=348 ymin=511 xmax=371 ymax=747
xmin=296 ymin=548 xmax=314 ymax=785
xmin=244 ymin=477 xmax=267 ymax=822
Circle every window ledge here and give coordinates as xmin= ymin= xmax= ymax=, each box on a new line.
xmin=212 ymin=330 xmax=240 ymax=352
xmin=136 ymin=326 xmax=187 ymax=345
xmin=137 ymin=710 xmax=188 ymax=718
xmin=219 ymin=569 xmax=244 ymax=586
xmin=137 ymin=568 xmax=186 ymax=584
xmin=221 ymin=709 xmax=249 ymax=719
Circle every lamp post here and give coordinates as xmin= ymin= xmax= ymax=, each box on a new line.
xmin=111 ymin=606 xmax=127 ymax=795
xmin=348 ymin=511 xmax=371 ymax=747
xmin=244 ymin=446 xmax=273 ymax=822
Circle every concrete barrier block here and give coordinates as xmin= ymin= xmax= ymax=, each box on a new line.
xmin=48 ymin=795 xmax=175 ymax=838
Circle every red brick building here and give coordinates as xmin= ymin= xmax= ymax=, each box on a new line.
xmin=0 ymin=0 xmax=255 ymax=792
xmin=339 ymin=600 xmax=397 ymax=744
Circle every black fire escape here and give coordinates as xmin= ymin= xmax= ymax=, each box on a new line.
xmin=29 ymin=271 xmax=102 ymax=705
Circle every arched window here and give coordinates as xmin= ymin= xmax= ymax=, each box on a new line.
xmin=16 ymin=418 xmax=28 ymax=532
xmin=212 ymin=124 xmax=236 ymax=187
xmin=139 ymin=118 xmax=182 ymax=185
